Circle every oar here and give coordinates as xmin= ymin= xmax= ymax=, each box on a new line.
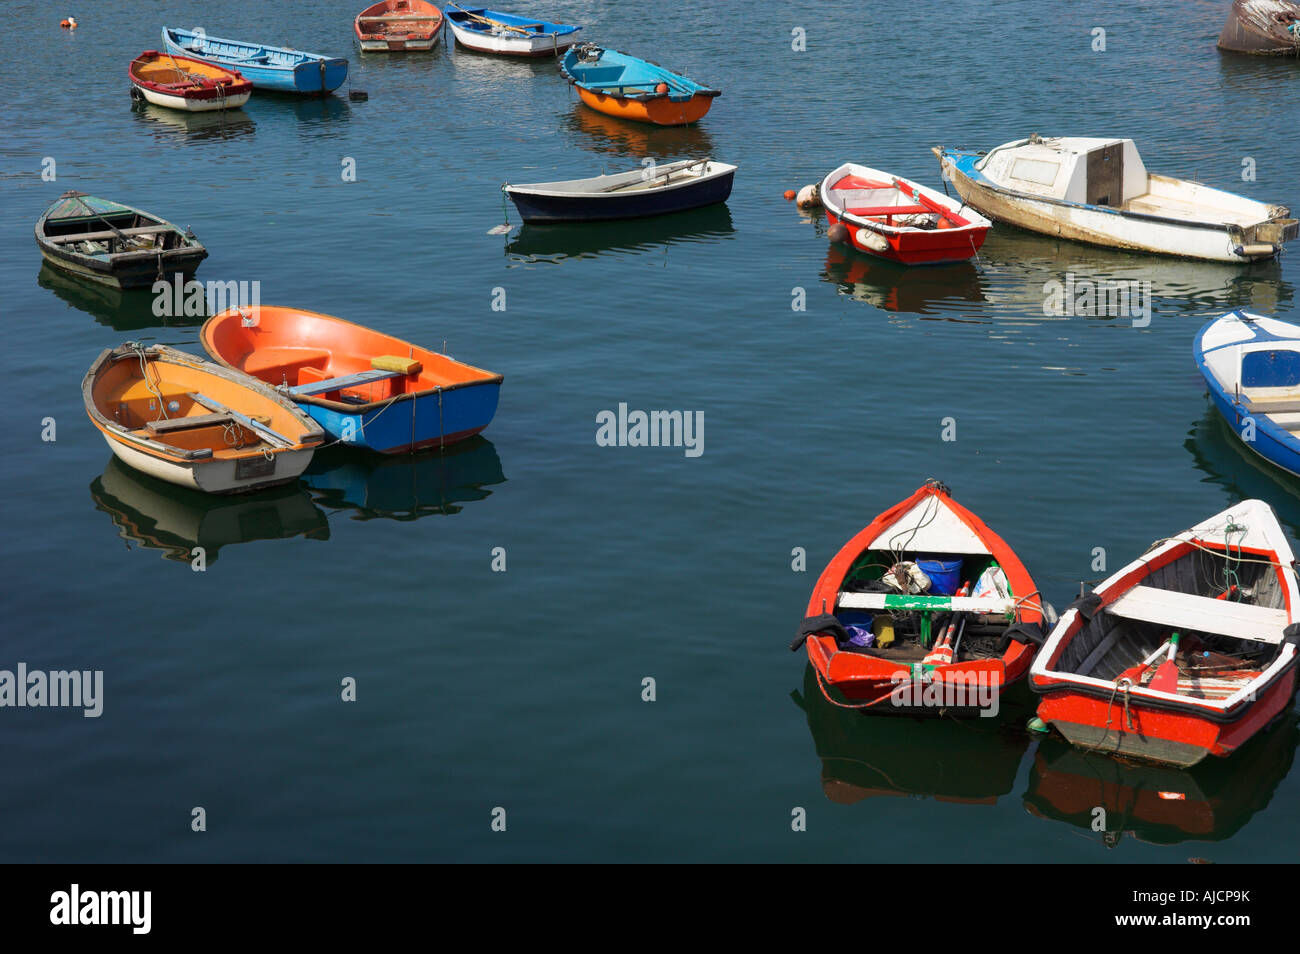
xmin=448 ymin=2 xmax=538 ymax=36
xmin=1147 ymin=631 xmax=1182 ymax=693
xmin=68 ymin=195 xmax=131 ymax=244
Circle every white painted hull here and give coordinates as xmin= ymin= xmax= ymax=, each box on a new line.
xmin=358 ymin=36 xmax=438 ymax=51
xmin=447 ymin=21 xmax=577 ymax=56
xmin=132 ymin=82 xmax=250 ymax=112
xmin=101 ymin=432 xmax=313 ymax=494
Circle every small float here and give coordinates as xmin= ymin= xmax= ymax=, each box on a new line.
xmin=819 ymin=163 xmax=991 ymax=265
xmin=559 ymin=43 xmax=719 ymax=126
xmin=201 ymin=306 xmax=502 ymax=454
xmin=35 ymin=191 xmax=207 ymax=289
xmin=83 ymin=344 xmax=324 ymax=494
xmin=162 ymin=27 xmax=348 ymax=94
xmin=1030 ymin=499 xmax=1300 ymax=767
xmin=128 ymin=50 xmax=251 ymax=111
xmin=504 ymin=159 xmax=735 ymax=223
xmin=934 ymin=136 xmax=1297 ymax=263
xmin=445 ymin=4 xmax=580 ymax=56
xmin=791 ymin=480 xmax=1049 ymax=715
xmin=354 ymin=0 xmax=444 ymax=52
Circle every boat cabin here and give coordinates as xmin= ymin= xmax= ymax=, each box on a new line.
xmin=977 ymin=136 xmax=1148 ymax=209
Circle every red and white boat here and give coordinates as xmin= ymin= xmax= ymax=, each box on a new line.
xmin=793 ymin=481 xmax=1048 ymax=716
xmin=128 ymin=51 xmax=252 ymax=112
xmin=354 ymin=0 xmax=444 ymax=51
xmin=819 ymin=163 xmax=991 ymax=265
xmin=1030 ymin=499 xmax=1300 ymax=767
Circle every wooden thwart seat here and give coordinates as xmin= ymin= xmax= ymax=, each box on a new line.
xmin=847 ymin=204 xmax=931 ymax=217
xmin=188 ymin=392 xmax=294 ymax=448
xmin=837 ymin=591 xmax=1016 ymax=615
xmin=1246 ymin=398 xmax=1300 ymax=414
xmin=288 ymin=368 xmax=402 ymax=396
xmin=1106 ymin=585 xmax=1289 ymax=643
xmin=47 ymin=226 xmax=168 ymax=244
xmin=145 ymin=412 xmax=234 ymax=435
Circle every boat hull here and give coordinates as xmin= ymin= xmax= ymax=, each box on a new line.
xmin=302 ymin=379 xmax=501 ymax=454
xmin=448 ymin=23 xmax=577 ymax=56
xmin=132 ymin=84 xmax=252 ymax=112
xmin=162 ymin=29 xmax=348 ymax=94
xmin=507 ymin=170 xmax=733 ymax=223
xmin=97 ymin=429 xmax=314 ymax=494
xmin=939 ymin=150 xmax=1289 ymax=263
xmin=39 ymin=245 xmax=205 ymax=289
xmin=354 ymin=0 xmax=444 ymax=51
xmin=358 ymin=36 xmax=439 ymax=51
xmin=1218 ymin=0 xmax=1300 ymax=53
xmin=575 ymin=86 xmax=714 ymax=126
xmin=826 ymin=209 xmax=988 ymax=266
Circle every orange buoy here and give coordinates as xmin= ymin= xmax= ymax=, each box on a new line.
xmin=783 ymin=189 xmax=796 ymax=200
xmin=936 ymin=217 xmax=955 ymax=230
xmin=655 ymin=82 xmax=669 ymax=94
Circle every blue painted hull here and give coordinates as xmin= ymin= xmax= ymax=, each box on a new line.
xmin=300 ymin=380 xmax=501 ymax=454
xmin=1194 ymin=323 xmax=1300 ymax=478
xmin=508 ymin=170 xmax=734 ymax=223
xmin=163 ymin=27 xmax=348 ymax=94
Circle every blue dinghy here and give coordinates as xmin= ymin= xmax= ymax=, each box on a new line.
xmin=1195 ymin=310 xmax=1300 ymax=478
xmin=560 ymin=43 xmax=719 ymax=126
xmin=162 ymin=27 xmax=348 ymax=95
xmin=444 ymin=5 xmax=581 ymax=56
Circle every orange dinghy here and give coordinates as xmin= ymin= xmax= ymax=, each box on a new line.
xmin=559 ymin=43 xmax=718 ymax=126
xmin=201 ymin=306 xmax=503 ymax=454
xmin=128 ymin=50 xmax=252 ymax=112
xmin=83 ymin=344 xmax=325 ymax=494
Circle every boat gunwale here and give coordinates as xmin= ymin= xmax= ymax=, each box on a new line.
xmin=505 ymin=160 xmax=736 ymax=198
xmin=819 ymin=162 xmax=992 ymax=237
xmin=128 ymin=51 xmax=253 ymax=99
xmin=201 ymin=307 xmax=504 ymax=414
xmin=558 ymin=45 xmax=720 ymax=101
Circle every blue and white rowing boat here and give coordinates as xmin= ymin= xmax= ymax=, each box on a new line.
xmin=444 ymin=5 xmax=581 ymax=57
xmin=162 ymin=27 xmax=348 ymax=95
xmin=1195 ymin=310 xmax=1300 ymax=478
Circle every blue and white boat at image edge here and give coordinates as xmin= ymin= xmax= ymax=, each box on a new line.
xmin=1195 ymin=310 xmax=1300 ymax=477
xmin=162 ymin=27 xmax=348 ymax=95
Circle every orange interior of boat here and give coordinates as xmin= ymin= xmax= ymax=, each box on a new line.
xmin=203 ymin=306 xmax=498 ymax=405
xmin=131 ymin=53 xmax=241 ymax=89
xmin=92 ymin=353 xmax=313 ymax=457
xmin=358 ymin=0 xmax=441 ymax=31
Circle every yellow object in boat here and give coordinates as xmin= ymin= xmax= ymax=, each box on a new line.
xmin=372 ymin=355 xmax=423 ymax=375
xmin=874 ymin=616 xmax=895 ymax=647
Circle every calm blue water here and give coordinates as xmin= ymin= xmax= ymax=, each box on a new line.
xmin=2 ymin=0 xmax=1299 ymax=861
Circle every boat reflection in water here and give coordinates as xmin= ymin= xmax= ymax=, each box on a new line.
xmin=562 ymin=104 xmax=717 ymax=160
xmin=793 ymin=665 xmax=1030 ymax=805
xmin=1024 ymin=717 xmax=1297 ymax=846
xmin=90 ymin=457 xmax=329 ymax=564
xmin=131 ymin=101 xmax=256 ymax=144
xmin=302 ymin=436 xmax=506 ymax=520
xmin=1185 ymin=409 xmax=1300 ymax=537
xmin=821 ymin=242 xmax=985 ymax=315
xmin=37 ymin=263 xmax=203 ymax=332
xmin=506 ymin=203 xmax=734 ymax=264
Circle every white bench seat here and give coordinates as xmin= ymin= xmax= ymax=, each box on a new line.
xmin=1106 ymin=584 xmax=1289 ymax=644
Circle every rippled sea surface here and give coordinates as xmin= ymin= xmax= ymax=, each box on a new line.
xmin=2 ymin=0 xmax=1300 ymax=861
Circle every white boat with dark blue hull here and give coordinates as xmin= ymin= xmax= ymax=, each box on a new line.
xmin=1195 ymin=311 xmax=1300 ymax=478
xmin=935 ymin=136 xmax=1297 ymax=263
xmin=503 ymin=159 xmax=735 ymax=223
xmin=162 ymin=27 xmax=348 ymax=95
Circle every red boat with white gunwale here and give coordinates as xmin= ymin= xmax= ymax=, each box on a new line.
xmin=820 ymin=163 xmax=991 ymax=265
xmin=1030 ymin=499 xmax=1300 ymax=767
xmin=128 ymin=51 xmax=252 ymax=112
xmin=354 ymin=0 xmax=444 ymax=51
xmin=793 ymin=481 xmax=1049 ymax=716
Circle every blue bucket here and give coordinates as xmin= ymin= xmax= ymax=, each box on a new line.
xmin=918 ymin=558 xmax=962 ymax=596
xmin=836 ymin=609 xmax=875 ymax=647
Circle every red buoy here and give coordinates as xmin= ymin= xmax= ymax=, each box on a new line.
xmin=783 ymin=189 xmax=796 ymax=200
xmin=655 ymin=82 xmax=669 ymax=94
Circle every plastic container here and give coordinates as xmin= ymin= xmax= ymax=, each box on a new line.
xmin=917 ymin=558 xmax=962 ymax=596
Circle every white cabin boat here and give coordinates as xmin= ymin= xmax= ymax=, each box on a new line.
xmin=934 ymin=136 xmax=1297 ymax=263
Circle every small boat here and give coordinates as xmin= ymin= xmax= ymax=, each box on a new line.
xmin=1195 ymin=310 xmax=1300 ymax=479
xmin=1030 ymin=499 xmax=1300 ymax=767
xmin=934 ymin=136 xmax=1298 ymax=262
xmin=445 ymin=5 xmax=580 ymax=57
xmin=36 ymin=191 xmax=207 ymax=289
xmin=819 ymin=163 xmax=992 ymax=266
xmin=559 ymin=43 xmax=719 ymax=126
xmin=201 ymin=306 xmax=503 ymax=454
xmin=83 ymin=344 xmax=325 ymax=494
xmin=128 ymin=50 xmax=252 ymax=112
xmin=791 ymin=480 xmax=1050 ymax=715
xmin=162 ymin=27 xmax=348 ymax=95
xmin=354 ymin=0 xmax=444 ymax=51
xmin=504 ymin=159 xmax=735 ymax=223
xmin=1218 ymin=0 xmax=1300 ymax=54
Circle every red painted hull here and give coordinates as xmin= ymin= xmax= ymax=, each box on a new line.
xmin=803 ymin=483 xmax=1043 ymax=715
xmin=827 ymin=209 xmax=989 ymax=265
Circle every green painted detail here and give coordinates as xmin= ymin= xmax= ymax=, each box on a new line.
xmin=1027 ymin=716 xmax=1049 ymax=734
